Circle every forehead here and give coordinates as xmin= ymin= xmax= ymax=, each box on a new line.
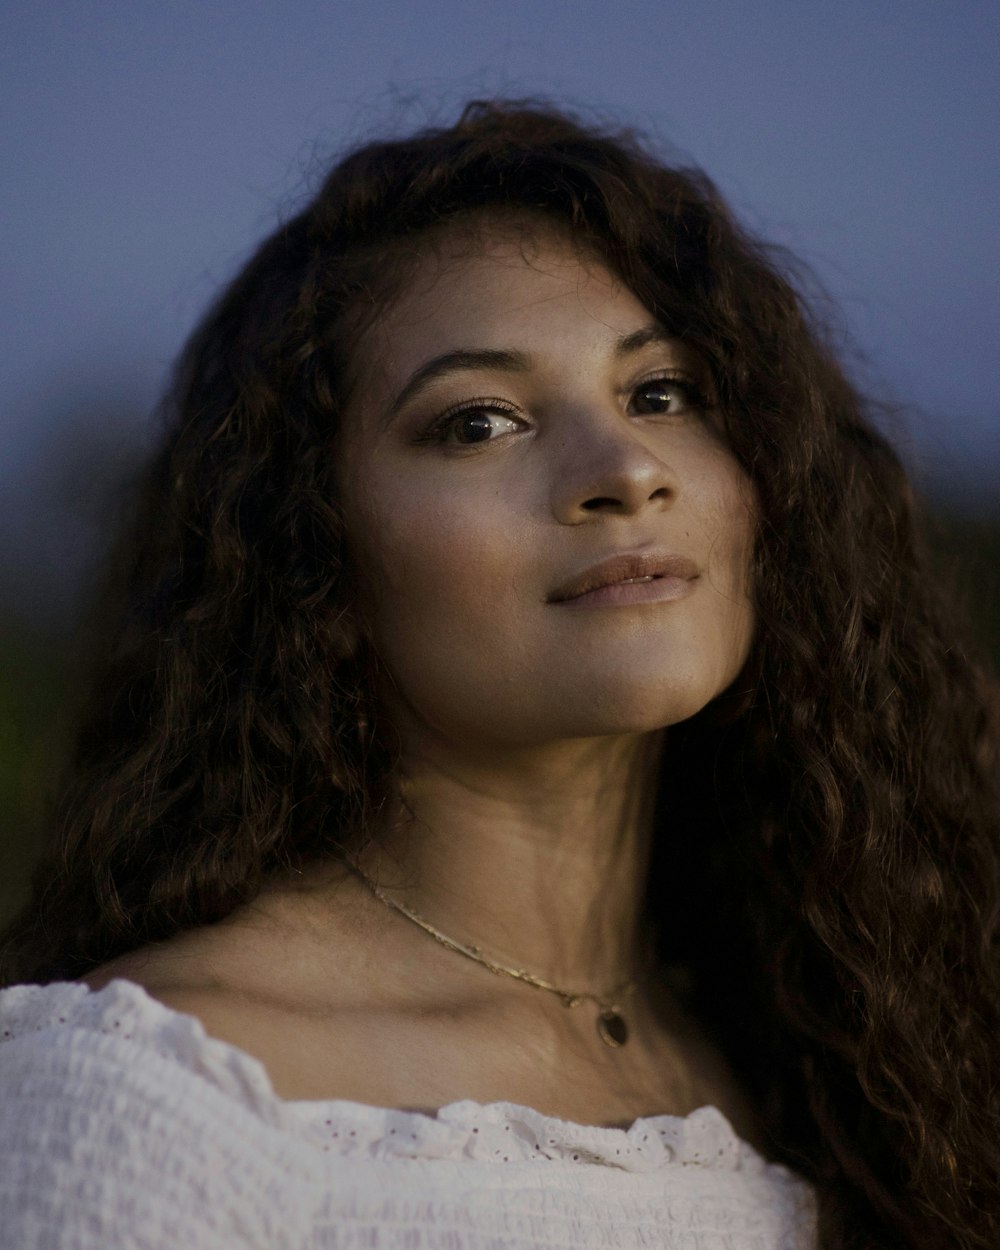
xmin=352 ymin=218 xmax=653 ymax=395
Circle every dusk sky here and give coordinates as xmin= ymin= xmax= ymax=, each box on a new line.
xmin=3 ymin=0 xmax=998 ymax=549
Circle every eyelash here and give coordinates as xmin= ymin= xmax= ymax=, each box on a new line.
xmin=416 ymin=374 xmax=709 ymax=448
xmin=630 ymin=374 xmax=709 ymax=417
xmin=414 ymin=397 xmax=523 ymax=447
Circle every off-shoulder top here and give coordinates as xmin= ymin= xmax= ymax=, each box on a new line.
xmin=0 ymin=977 xmax=817 ymax=1248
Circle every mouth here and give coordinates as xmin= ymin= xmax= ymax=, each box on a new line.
xmin=547 ymin=551 xmax=700 ymax=604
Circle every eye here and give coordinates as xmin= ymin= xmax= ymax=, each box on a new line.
xmin=421 ymin=400 xmax=524 ymax=446
xmin=629 ymin=375 xmax=707 ymax=417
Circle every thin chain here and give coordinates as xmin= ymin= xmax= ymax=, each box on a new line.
xmin=345 ymin=857 xmax=649 ymax=1013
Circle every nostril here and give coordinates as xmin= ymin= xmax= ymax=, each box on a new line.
xmin=581 ymin=496 xmax=622 ymax=511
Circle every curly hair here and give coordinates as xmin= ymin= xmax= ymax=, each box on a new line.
xmin=2 ymin=101 xmax=998 ymax=1248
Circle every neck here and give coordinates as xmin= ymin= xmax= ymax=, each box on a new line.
xmin=351 ymin=729 xmax=664 ymax=995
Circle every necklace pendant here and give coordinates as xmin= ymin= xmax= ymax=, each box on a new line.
xmin=597 ymin=1008 xmax=628 ymax=1048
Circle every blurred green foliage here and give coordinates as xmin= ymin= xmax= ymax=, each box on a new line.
xmin=0 ymin=618 xmax=72 ymax=923
xmin=926 ymin=509 xmax=1000 ymax=665
xmin=1 ymin=501 xmax=997 ymax=934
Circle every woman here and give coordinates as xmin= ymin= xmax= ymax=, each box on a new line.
xmin=1 ymin=101 xmax=997 ymax=1249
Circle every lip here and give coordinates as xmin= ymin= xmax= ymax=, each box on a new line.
xmin=547 ymin=550 xmax=700 ymax=605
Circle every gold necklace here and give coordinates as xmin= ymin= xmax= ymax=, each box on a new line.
xmin=346 ymin=858 xmax=650 ymax=1048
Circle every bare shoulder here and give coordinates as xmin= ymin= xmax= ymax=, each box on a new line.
xmin=76 ymin=870 xmax=417 ymax=1102
xmin=76 ymin=878 xmax=766 ymax=1140
xmin=80 ymin=930 xmax=285 ymax=1054
xmin=82 ymin=862 xmax=374 ymax=1005
xmin=82 ymin=943 xmax=248 ymax=1020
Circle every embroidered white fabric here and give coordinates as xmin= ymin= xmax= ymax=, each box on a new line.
xmin=0 ymin=978 xmax=817 ymax=1248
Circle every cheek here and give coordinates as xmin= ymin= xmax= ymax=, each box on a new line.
xmin=681 ymin=438 xmax=755 ymax=563
xmin=690 ymin=456 xmax=757 ymax=662
xmin=350 ymin=479 xmax=525 ymax=661
xmin=721 ymin=485 xmax=757 ymax=665
xmin=350 ymin=481 xmax=545 ymax=738
xmin=713 ymin=449 xmax=756 ymax=569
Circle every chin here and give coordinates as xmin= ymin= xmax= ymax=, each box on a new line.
xmin=537 ymin=682 xmax=724 ymax=738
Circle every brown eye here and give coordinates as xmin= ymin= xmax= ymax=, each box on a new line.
xmin=424 ymin=402 xmax=523 ymax=446
xmin=630 ymin=377 xmax=705 ymax=416
xmin=451 ymin=411 xmax=506 ymax=443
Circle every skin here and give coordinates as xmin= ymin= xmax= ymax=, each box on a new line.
xmin=84 ymin=218 xmax=761 ymax=1138
xmin=333 ymin=217 xmax=756 ymax=988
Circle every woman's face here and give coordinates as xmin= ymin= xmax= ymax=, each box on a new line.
xmin=338 ymin=221 xmax=756 ymax=750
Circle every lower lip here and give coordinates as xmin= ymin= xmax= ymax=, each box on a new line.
xmin=556 ymin=575 xmax=697 ymax=607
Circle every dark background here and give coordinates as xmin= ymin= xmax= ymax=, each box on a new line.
xmin=2 ymin=1 xmax=997 ymax=924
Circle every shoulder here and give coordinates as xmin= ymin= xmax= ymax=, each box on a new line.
xmin=0 ymin=977 xmax=318 ymax=1248
xmin=81 ymin=862 xmax=385 ymax=1014
xmin=67 ymin=874 xmax=422 ymax=1108
xmin=80 ymin=944 xmax=268 ymax=1050
xmin=0 ymin=974 xmax=287 ymax=1124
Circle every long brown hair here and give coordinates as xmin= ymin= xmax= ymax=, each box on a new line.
xmin=3 ymin=101 xmax=998 ymax=1248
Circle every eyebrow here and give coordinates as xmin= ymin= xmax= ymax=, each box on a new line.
xmin=385 ymin=348 xmax=531 ymax=425
xmin=382 ymin=322 xmax=676 ymax=426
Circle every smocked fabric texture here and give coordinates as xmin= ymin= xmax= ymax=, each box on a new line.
xmin=0 ymin=978 xmax=817 ymax=1249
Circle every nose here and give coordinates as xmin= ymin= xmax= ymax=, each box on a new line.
xmin=549 ymin=416 xmax=678 ymax=524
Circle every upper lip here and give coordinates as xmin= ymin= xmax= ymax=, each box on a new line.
xmin=547 ymin=550 xmax=700 ymax=602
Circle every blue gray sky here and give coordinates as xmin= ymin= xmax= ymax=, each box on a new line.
xmin=3 ymin=0 xmax=998 ymax=527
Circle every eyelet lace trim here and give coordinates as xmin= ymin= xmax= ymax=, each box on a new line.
xmin=0 ymin=978 xmax=799 ymax=1180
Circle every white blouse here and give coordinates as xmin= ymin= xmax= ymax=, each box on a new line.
xmin=0 ymin=978 xmax=817 ymax=1249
